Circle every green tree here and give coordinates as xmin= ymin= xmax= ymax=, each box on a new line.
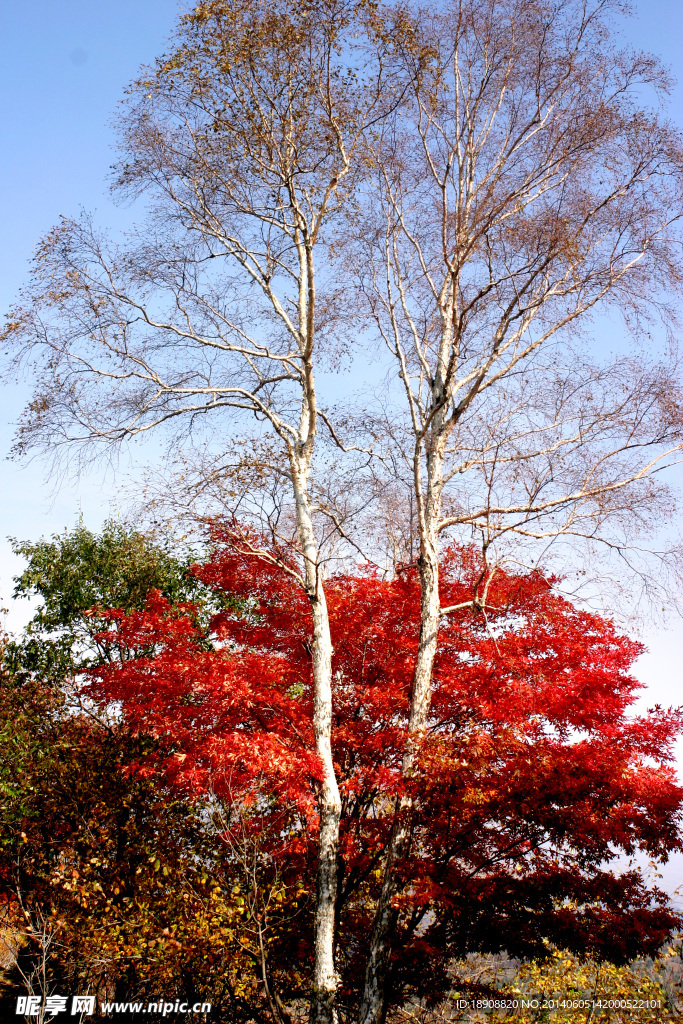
xmin=5 ymin=519 xmax=221 ymax=685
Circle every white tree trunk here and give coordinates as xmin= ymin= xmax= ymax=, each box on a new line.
xmin=292 ymin=458 xmax=342 ymax=1024
xmin=359 ymin=441 xmax=445 ymax=1024
xmin=310 ymin=591 xmax=342 ymax=1024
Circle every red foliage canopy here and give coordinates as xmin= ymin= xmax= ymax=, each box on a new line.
xmin=89 ymin=532 xmax=683 ymax=999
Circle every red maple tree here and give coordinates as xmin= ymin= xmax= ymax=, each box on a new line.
xmin=89 ymin=531 xmax=683 ymax=1006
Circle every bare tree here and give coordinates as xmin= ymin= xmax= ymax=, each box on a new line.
xmin=2 ymin=2 xmax=398 ymax=1021
xmin=353 ymin=3 xmax=683 ymax=1022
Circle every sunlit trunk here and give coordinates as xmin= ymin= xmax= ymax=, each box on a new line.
xmin=293 ymin=459 xmax=342 ymax=1024
xmin=359 ymin=439 xmax=445 ymax=1024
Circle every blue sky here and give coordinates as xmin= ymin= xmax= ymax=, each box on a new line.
xmin=0 ymin=1 xmax=186 ymax=593
xmin=1 ymin=0 xmax=683 ymax=887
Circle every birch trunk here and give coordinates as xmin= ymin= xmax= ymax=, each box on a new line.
xmin=358 ymin=439 xmax=445 ymax=1024
xmin=309 ymin=587 xmax=342 ymax=1024
xmin=292 ymin=458 xmax=342 ymax=1024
